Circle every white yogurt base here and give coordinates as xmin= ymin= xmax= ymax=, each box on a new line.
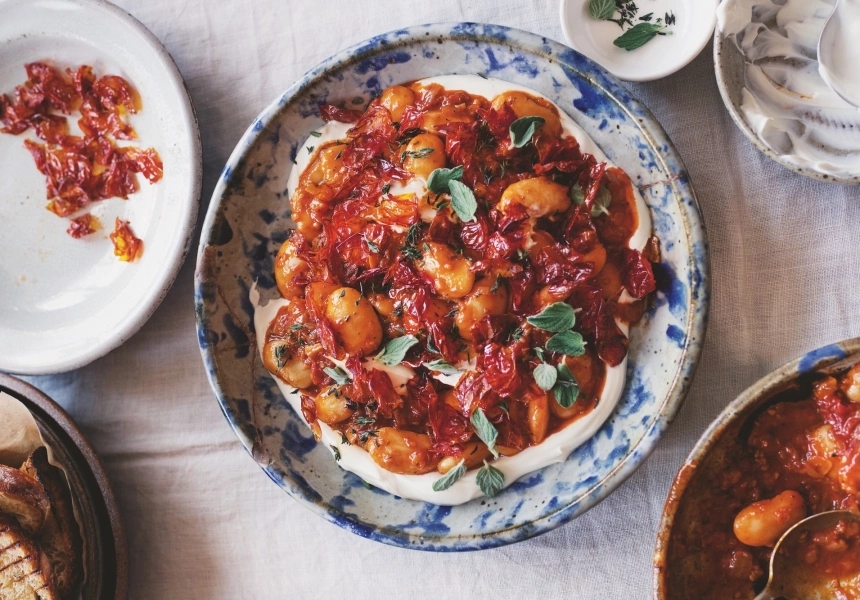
xmin=817 ymin=0 xmax=860 ymax=108
xmin=257 ymin=76 xmax=651 ymax=505
xmin=717 ymin=0 xmax=860 ymax=177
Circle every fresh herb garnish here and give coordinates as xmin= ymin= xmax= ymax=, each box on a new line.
xmin=432 ymin=460 xmax=466 ymax=492
xmin=570 ymin=184 xmax=585 ymax=206
xmin=509 ymin=116 xmax=545 ymax=148
xmin=381 ymin=182 xmax=391 ymax=194
xmin=570 ymin=184 xmax=611 ymax=216
xmin=533 ymin=362 xmax=558 ymax=392
xmin=591 ymin=186 xmax=612 ymax=217
xmin=306 ymin=146 xmax=315 ymax=153
xmin=330 ymin=445 xmax=341 ymax=461
xmin=490 ymin=275 xmax=503 ymax=293
xmin=375 ymin=335 xmax=419 ymax=366
xmin=401 ymin=147 xmax=434 ymax=162
xmin=470 ymin=408 xmax=499 ymax=458
xmin=339 ymin=432 xmax=351 ymax=445
xmin=527 ymin=302 xmax=576 ymax=333
xmin=447 ymin=180 xmax=478 ymax=222
xmin=588 ymin=0 xmax=676 ymax=51
xmin=510 ymin=328 xmax=524 ymax=342
xmin=323 ymin=365 xmax=352 ymax=385
xmin=396 ymin=127 xmax=422 ymax=144
xmin=274 ymin=345 xmax=288 ymax=369
xmin=290 ymin=323 xmax=304 ymax=331
xmin=358 ymin=429 xmax=378 ymax=444
xmin=309 ymin=130 xmax=322 ymax=137
xmin=365 ymin=236 xmax=380 ymax=253
xmin=427 ymin=165 xmax=464 ymax=194
xmin=553 ymin=363 xmax=580 ymax=408
xmin=355 ymin=416 xmax=376 ymax=427
xmin=401 ymin=245 xmax=422 ymax=260
xmin=476 ymin=461 xmax=505 ymax=497
xmin=422 ymin=359 xmax=462 ymax=375
xmin=611 ymin=0 xmax=640 ymax=28
xmin=405 ymin=223 xmax=421 ymax=247
xmin=614 ymin=21 xmax=671 ymax=51
xmin=588 ymin=0 xmax=616 ymax=20
xmin=545 ymin=330 xmax=587 ymax=357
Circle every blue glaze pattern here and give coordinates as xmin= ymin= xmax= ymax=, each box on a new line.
xmin=194 ymin=23 xmax=709 ymax=551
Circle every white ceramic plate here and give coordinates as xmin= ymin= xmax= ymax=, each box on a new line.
xmin=0 ymin=0 xmax=201 ymax=375
xmin=559 ymin=0 xmax=719 ymax=81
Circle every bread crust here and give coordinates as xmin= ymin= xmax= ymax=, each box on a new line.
xmin=0 ymin=515 xmax=57 ymax=600
xmin=20 ymin=450 xmax=82 ymax=598
xmin=0 ymin=468 xmax=49 ymax=536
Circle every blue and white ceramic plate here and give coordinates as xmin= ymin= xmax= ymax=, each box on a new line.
xmin=195 ymin=23 xmax=709 ymax=551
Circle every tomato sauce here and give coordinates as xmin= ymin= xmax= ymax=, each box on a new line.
xmin=666 ymin=365 xmax=860 ymax=599
xmin=263 ymin=81 xmax=658 ymax=474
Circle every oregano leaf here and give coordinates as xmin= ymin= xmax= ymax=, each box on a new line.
xmin=323 ymin=365 xmax=351 ymax=385
xmin=422 ymin=360 xmax=462 ymax=375
xmin=509 ymin=116 xmax=545 ymax=148
xmin=476 ymin=462 xmax=505 ymax=497
xmin=534 ymin=362 xmax=558 ymax=391
xmin=545 ymin=331 xmax=587 ymax=357
xmin=591 ymin=186 xmax=612 ymax=217
xmin=553 ymin=363 xmax=580 ymax=408
xmin=613 ymin=22 xmax=670 ymax=52
xmin=375 ymin=335 xmax=419 ymax=366
xmin=432 ymin=460 xmax=466 ymax=491
xmin=589 ymin=0 xmax=616 ymax=20
xmin=448 ymin=180 xmax=478 ymax=222
xmin=470 ymin=408 xmax=499 ymax=458
xmin=427 ymin=165 xmax=464 ymax=194
xmin=526 ymin=302 xmax=576 ymax=332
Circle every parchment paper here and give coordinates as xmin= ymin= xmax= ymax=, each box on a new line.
xmin=0 ymin=391 xmax=86 ymax=596
xmin=0 ymin=391 xmax=48 ymax=468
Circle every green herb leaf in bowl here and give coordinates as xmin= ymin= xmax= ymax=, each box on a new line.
xmin=588 ymin=0 xmax=616 ymax=20
xmin=613 ymin=22 xmax=671 ymax=52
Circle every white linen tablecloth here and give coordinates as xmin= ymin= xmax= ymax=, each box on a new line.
xmin=25 ymin=0 xmax=860 ymax=597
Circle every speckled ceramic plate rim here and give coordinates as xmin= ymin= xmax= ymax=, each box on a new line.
xmin=652 ymin=337 xmax=860 ymax=597
xmin=196 ymin=22 xmax=710 ymax=550
xmin=0 ymin=0 xmax=203 ymax=375
xmin=0 ymin=373 xmax=128 ymax=598
xmin=712 ymin=8 xmax=860 ymax=186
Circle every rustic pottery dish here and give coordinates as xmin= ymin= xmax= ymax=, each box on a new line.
xmin=653 ymin=337 xmax=860 ymax=598
xmin=195 ymin=22 xmax=709 ymax=550
xmin=0 ymin=373 xmax=128 ymax=599
xmin=714 ymin=0 xmax=860 ymax=185
xmin=0 ymin=0 xmax=202 ymax=375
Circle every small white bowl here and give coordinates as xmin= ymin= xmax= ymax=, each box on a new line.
xmin=0 ymin=0 xmax=201 ymax=375
xmin=560 ymin=0 xmax=719 ymax=82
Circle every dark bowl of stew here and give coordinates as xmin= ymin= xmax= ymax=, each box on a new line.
xmin=654 ymin=337 xmax=860 ymax=600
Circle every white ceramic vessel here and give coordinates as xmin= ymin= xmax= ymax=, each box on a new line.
xmin=560 ymin=0 xmax=719 ymax=82
xmin=0 ymin=0 xmax=201 ymax=374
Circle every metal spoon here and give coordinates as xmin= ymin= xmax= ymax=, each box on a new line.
xmin=818 ymin=0 xmax=860 ymax=108
xmin=755 ymin=510 xmax=860 ymax=600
